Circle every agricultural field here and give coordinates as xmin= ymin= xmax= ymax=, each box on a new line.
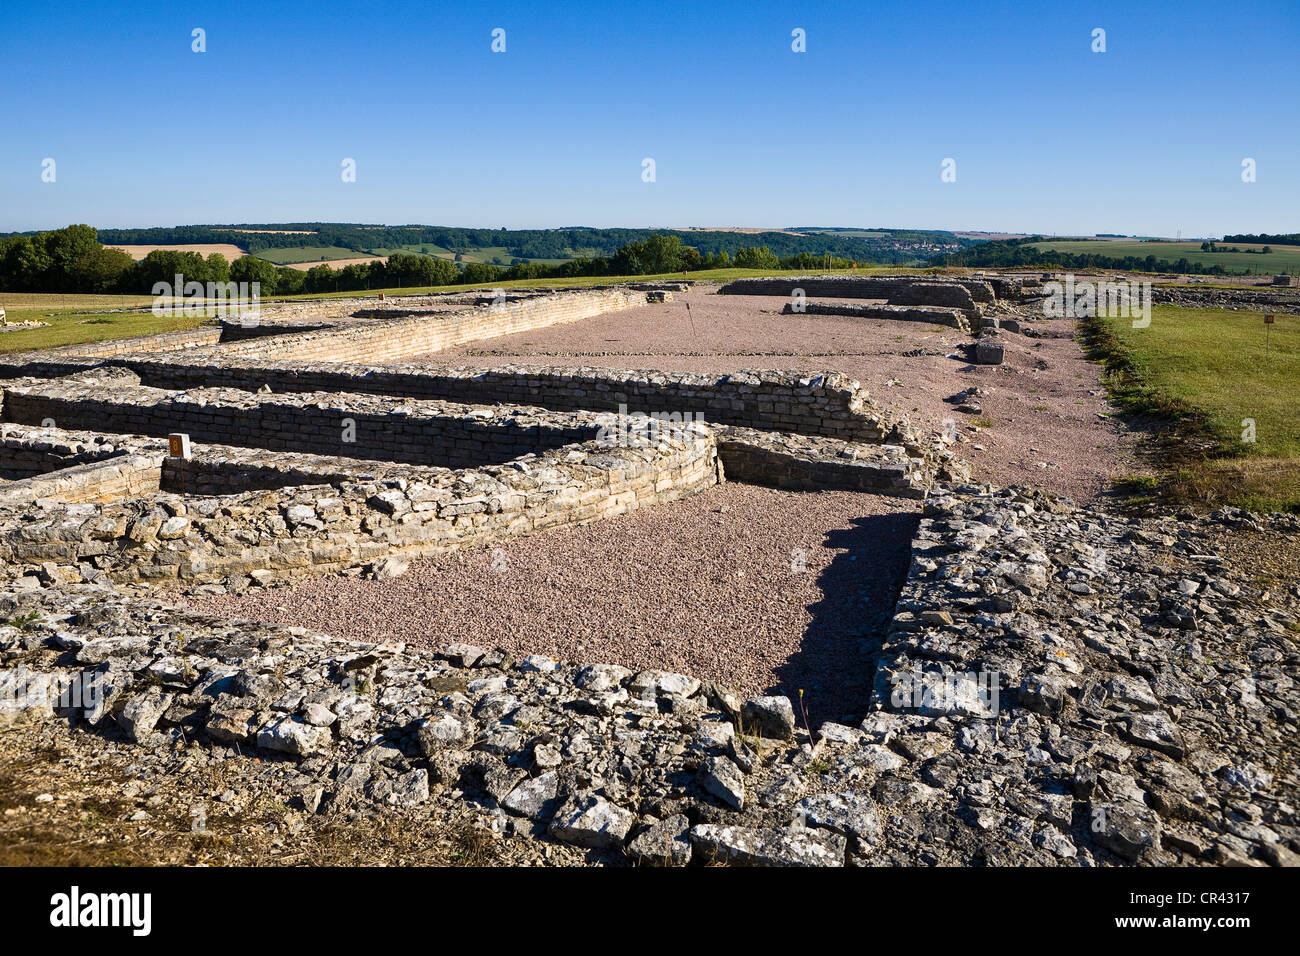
xmin=1095 ymin=304 xmax=1300 ymax=512
xmin=367 ymin=243 xmax=571 ymax=266
xmin=1029 ymin=239 xmax=1300 ymax=274
xmin=255 ymin=245 xmax=374 ymax=265
xmin=106 ymin=242 xmax=248 ymax=261
xmin=281 ymin=256 xmax=389 ymax=271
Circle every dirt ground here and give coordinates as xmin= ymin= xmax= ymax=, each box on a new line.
xmin=409 ymin=287 xmax=1139 ymax=503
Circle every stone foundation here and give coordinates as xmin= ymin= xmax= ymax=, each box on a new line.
xmin=782 ymin=301 xmax=971 ymax=333
xmin=0 ymin=430 xmax=721 ymax=586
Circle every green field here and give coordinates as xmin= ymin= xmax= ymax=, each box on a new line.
xmin=0 ymin=294 xmax=204 ymax=354
xmin=365 ymin=244 xmax=570 ymax=266
xmin=1095 ymin=305 xmax=1300 ymax=512
xmin=255 ymin=246 xmax=370 ymax=265
xmin=1030 ymin=239 xmax=1300 ymax=274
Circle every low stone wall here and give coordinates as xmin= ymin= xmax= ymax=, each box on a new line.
xmin=0 ymin=426 xmax=130 ymax=478
xmin=715 ymin=427 xmax=969 ymax=496
xmin=716 ymin=428 xmax=927 ymax=496
xmin=45 ymin=360 xmax=913 ymax=446
xmin=2 ymin=422 xmax=450 ymax=497
xmin=162 ymin=446 xmax=447 ymax=496
xmin=718 ymin=276 xmax=992 ymax=313
xmin=781 ymin=301 xmax=971 ymax=333
xmin=216 ymin=319 xmax=333 ymax=342
xmin=0 ymin=356 xmax=109 ymax=381
xmin=0 ymin=432 xmax=721 ymax=586
xmin=0 ymin=454 xmax=162 ymax=506
xmin=1 ymin=381 xmax=610 ymax=470
xmin=16 ymin=326 xmax=223 ymax=361
xmin=189 ymin=288 xmax=654 ymax=364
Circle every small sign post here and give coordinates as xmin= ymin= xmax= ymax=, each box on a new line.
xmin=168 ymin=433 xmax=192 ymax=460
xmin=1265 ymin=314 xmax=1274 ymax=355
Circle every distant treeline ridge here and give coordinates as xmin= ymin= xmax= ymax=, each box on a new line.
xmin=0 ymin=225 xmax=879 ymax=295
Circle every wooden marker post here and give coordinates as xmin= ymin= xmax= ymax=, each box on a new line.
xmin=1265 ymin=314 xmax=1274 ymax=355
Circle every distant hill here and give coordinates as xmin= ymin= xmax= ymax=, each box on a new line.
xmin=79 ymin=223 xmax=983 ymax=267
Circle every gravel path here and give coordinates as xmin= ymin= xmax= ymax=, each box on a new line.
xmin=407 ymin=288 xmax=1137 ymax=503
xmin=183 ymin=483 xmax=918 ymax=725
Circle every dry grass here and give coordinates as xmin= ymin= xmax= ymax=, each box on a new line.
xmin=106 ymin=243 xmax=247 ymax=261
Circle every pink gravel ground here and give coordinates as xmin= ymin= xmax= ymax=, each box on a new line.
xmin=408 ymin=287 xmax=1135 ymax=503
xmin=184 ymin=483 xmax=918 ymax=725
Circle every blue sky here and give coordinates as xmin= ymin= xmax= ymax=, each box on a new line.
xmin=2 ymin=0 xmax=1297 ymax=237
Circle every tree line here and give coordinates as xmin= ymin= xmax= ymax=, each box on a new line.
xmin=0 ymin=226 xmax=868 ymax=296
xmin=1221 ymin=233 xmax=1300 ymax=247
xmin=81 ymin=223 xmax=968 ymax=263
xmin=933 ymin=237 xmax=1261 ymax=276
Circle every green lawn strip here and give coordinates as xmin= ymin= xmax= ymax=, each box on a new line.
xmin=1086 ymin=304 xmax=1300 ymax=512
xmin=0 ymin=307 xmax=208 ymax=354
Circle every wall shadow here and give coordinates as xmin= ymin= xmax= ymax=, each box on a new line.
xmin=768 ymin=509 xmax=919 ymax=728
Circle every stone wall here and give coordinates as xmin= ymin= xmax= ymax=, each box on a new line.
xmin=0 ymin=454 xmax=162 ymax=506
xmin=189 ymin=288 xmax=653 ymax=364
xmin=39 ymin=359 xmax=912 ymax=446
xmin=162 ymin=445 xmax=447 ymax=496
xmin=22 ymin=326 xmax=223 ymax=360
xmin=717 ymin=276 xmax=994 ymax=313
xmin=781 ymin=301 xmax=971 ymax=332
xmin=1 ymin=381 xmax=610 ymax=470
xmin=0 ymin=426 xmax=129 ymax=479
xmin=0 ymin=432 xmax=721 ymax=586
xmin=714 ymin=426 xmax=968 ymax=496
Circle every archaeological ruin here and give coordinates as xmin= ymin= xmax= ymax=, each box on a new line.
xmin=1 ymin=276 xmax=1295 ymax=867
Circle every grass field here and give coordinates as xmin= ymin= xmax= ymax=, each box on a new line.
xmin=255 ymin=246 xmax=372 ymax=265
xmin=1093 ymin=305 xmax=1300 ymax=512
xmin=364 ymin=244 xmax=570 ymax=266
xmin=1030 ymin=239 xmax=1300 ymax=275
xmin=0 ymin=306 xmax=205 ymax=354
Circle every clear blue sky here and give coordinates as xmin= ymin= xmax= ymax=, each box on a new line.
xmin=2 ymin=0 xmax=1297 ymax=237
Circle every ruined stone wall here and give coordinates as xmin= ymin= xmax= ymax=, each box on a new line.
xmin=0 ymin=427 xmax=127 ymax=479
xmin=23 ymin=326 xmax=224 ymax=360
xmin=76 ymin=360 xmax=910 ymax=445
xmin=2 ymin=423 xmax=446 ymax=496
xmin=718 ymin=276 xmax=993 ymax=306
xmin=0 ymin=455 xmax=162 ymax=506
xmin=780 ymin=302 xmax=971 ymax=332
xmin=0 ymin=434 xmax=721 ymax=585
xmin=193 ymin=288 xmax=653 ymax=363
xmin=1 ymin=381 xmax=609 ymax=470
xmin=161 ymin=446 xmax=447 ymax=496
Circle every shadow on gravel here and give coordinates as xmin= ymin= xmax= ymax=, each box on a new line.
xmin=769 ymin=509 xmax=919 ymax=728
